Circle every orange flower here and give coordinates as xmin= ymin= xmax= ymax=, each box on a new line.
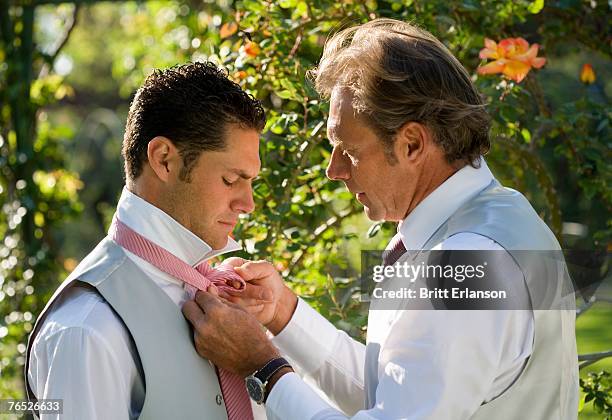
xmin=233 ymin=70 xmax=247 ymax=80
xmin=244 ymin=41 xmax=261 ymax=58
xmin=580 ymin=64 xmax=596 ymax=84
xmin=478 ymin=37 xmax=546 ymax=83
xmin=220 ymin=22 xmax=238 ymax=39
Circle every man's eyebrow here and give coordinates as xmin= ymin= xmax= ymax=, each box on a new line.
xmin=327 ymin=129 xmax=343 ymax=147
xmin=228 ymin=168 xmax=259 ymax=179
xmin=327 ymin=127 xmax=356 ymax=151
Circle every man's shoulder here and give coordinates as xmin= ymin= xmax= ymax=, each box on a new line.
xmin=65 ymin=238 xmax=130 ymax=287
xmin=435 ymin=232 xmax=504 ymax=251
xmin=34 ymin=284 xmax=131 ymax=351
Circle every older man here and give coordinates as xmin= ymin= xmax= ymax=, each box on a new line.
xmin=26 ymin=62 xmax=266 ymax=419
xmin=183 ymin=19 xmax=579 ymax=419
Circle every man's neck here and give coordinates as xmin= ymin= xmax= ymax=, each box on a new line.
xmin=404 ymin=162 xmax=460 ymax=219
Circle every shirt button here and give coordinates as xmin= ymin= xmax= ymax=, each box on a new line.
xmin=216 ymin=394 xmax=223 ymax=405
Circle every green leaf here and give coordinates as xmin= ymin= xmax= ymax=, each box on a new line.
xmin=521 ymin=128 xmax=531 ymax=143
xmin=528 ymin=0 xmax=545 ymax=14
xmin=367 ymin=222 xmax=382 ymax=238
xmin=278 ymin=0 xmax=298 ymax=8
xmin=276 ymin=90 xmax=293 ymax=99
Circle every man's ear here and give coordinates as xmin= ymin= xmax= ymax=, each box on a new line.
xmin=147 ymin=136 xmax=181 ymax=183
xmin=394 ymin=122 xmax=432 ymax=163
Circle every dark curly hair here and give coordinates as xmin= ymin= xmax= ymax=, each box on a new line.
xmin=122 ymin=62 xmax=266 ymax=181
xmin=311 ymin=19 xmax=490 ymax=167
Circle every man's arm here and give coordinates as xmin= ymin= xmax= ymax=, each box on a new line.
xmin=29 ymin=326 xmax=136 ymax=419
xmin=28 ymin=288 xmax=143 ymax=419
xmin=269 ymin=298 xmax=366 ymax=415
xmin=184 ymin=289 xmax=525 ymax=420
xmin=264 ymin=308 xmax=529 ymax=420
xmin=187 ymin=238 xmax=532 ymax=419
xmin=220 ymin=260 xmax=367 ymax=413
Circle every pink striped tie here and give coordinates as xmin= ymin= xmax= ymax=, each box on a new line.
xmin=109 ymin=217 xmax=254 ymax=420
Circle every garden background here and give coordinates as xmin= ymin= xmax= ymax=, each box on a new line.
xmin=0 ymin=0 xmax=610 ymax=418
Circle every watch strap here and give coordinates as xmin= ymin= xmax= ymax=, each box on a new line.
xmin=254 ymin=356 xmax=291 ymax=384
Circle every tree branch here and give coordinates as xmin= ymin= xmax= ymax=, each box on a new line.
xmin=41 ymin=4 xmax=80 ymax=76
xmin=579 ymin=350 xmax=612 ymax=370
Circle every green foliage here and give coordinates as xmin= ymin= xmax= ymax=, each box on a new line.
xmin=0 ymin=2 xmax=82 ymax=397
xmin=0 ymin=1 xmax=610 ymax=416
xmin=579 ymin=371 xmax=612 ymax=419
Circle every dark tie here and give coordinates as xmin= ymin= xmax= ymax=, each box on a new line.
xmin=383 ymin=234 xmax=407 ymax=265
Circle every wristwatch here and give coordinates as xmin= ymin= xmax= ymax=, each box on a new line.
xmin=245 ymin=356 xmax=291 ymax=404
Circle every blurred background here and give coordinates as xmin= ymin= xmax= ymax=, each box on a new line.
xmin=0 ymin=0 xmax=610 ymax=418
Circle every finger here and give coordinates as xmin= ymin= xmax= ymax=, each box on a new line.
xmin=207 ymin=284 xmax=219 ymax=296
xmin=221 ymin=257 xmax=248 ymax=268
xmin=227 ymin=279 xmax=244 ymax=290
xmin=243 ymin=304 xmax=264 ymax=315
xmin=182 ymin=300 xmax=207 ymax=329
xmin=225 ymin=293 xmax=268 ymax=307
xmin=226 ymin=283 xmax=273 ymax=302
xmin=223 ymin=299 xmax=250 ymax=313
xmin=233 ymin=260 xmax=276 ymax=282
xmin=194 ymin=290 xmax=222 ymax=313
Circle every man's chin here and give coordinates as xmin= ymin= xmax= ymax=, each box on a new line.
xmin=209 ymin=237 xmax=229 ymax=250
xmin=197 ymin=232 xmax=228 ymax=250
xmin=363 ymin=206 xmax=384 ymax=222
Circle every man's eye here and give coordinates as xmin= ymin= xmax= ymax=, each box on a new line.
xmin=342 ymin=150 xmax=358 ymax=164
xmin=222 ymin=178 xmax=234 ymax=186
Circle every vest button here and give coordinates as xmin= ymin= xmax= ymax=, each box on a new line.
xmin=216 ymin=394 xmax=223 ymax=405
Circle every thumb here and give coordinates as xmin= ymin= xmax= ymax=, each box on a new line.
xmin=222 ymin=257 xmax=248 ymax=268
xmin=234 ymin=260 xmax=276 ymax=282
xmin=207 ymin=284 xmax=219 ymax=296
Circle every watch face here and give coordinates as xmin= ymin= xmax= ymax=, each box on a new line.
xmin=246 ymin=376 xmax=265 ymax=404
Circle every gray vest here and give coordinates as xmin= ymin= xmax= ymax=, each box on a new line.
xmin=365 ymin=180 xmax=579 ymax=419
xmin=26 ymin=238 xmax=229 ymax=419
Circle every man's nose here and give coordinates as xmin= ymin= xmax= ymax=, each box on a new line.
xmin=233 ymin=184 xmax=255 ymax=214
xmin=326 ymin=146 xmax=350 ymax=181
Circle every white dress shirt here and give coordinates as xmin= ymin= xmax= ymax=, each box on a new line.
xmin=28 ymin=188 xmax=267 ymax=419
xmin=265 ymin=159 xmax=535 ymax=420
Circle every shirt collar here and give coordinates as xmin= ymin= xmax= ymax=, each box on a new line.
xmin=398 ymin=157 xmax=494 ymax=250
xmin=110 ymin=187 xmax=241 ymax=266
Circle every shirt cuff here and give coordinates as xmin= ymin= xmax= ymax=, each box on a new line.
xmin=265 ymin=372 xmax=332 ymax=420
xmin=270 ymin=298 xmax=340 ymax=374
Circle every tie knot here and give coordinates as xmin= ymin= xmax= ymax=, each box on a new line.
xmin=195 ymin=261 xmax=214 ymax=277
xmin=195 ymin=261 xmax=246 ymax=292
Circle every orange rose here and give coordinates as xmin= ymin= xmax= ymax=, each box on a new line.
xmin=233 ymin=70 xmax=247 ymax=80
xmin=244 ymin=41 xmax=261 ymax=58
xmin=478 ymin=37 xmax=546 ymax=83
xmin=580 ymin=64 xmax=595 ymax=84
xmin=220 ymin=22 xmax=238 ymax=39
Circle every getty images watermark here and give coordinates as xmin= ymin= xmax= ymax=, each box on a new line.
xmin=372 ymin=259 xmax=497 ymax=299
xmin=360 ymin=250 xmax=608 ymax=310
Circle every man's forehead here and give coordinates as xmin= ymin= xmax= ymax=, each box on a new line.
xmin=327 ymin=89 xmax=359 ymax=145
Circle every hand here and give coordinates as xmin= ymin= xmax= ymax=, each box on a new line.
xmin=182 ymin=287 xmax=279 ymax=378
xmin=221 ymin=258 xmax=298 ymax=335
